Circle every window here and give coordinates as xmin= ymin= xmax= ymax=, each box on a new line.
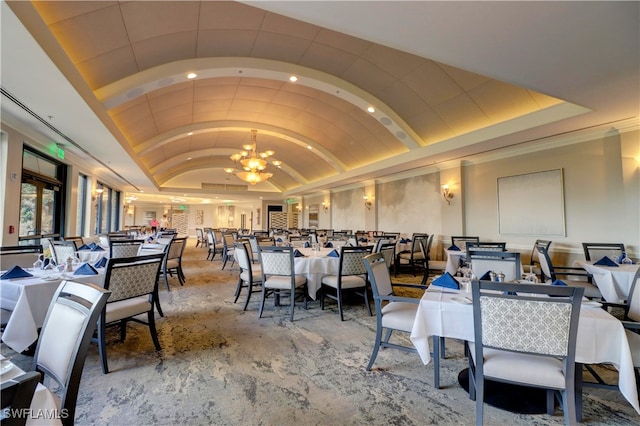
xmin=19 ymin=147 xmax=66 ymax=244
xmin=76 ymin=174 xmax=87 ymax=236
xmin=95 ymin=183 xmax=121 ymax=233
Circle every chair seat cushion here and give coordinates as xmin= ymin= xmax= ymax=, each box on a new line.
xmin=240 ymin=269 xmax=262 ymax=284
xmin=321 ymin=275 xmax=366 ymax=289
xmin=548 ymin=279 xmax=602 ymax=299
xmin=106 ymin=296 xmax=152 ymax=323
xmin=381 ymin=302 xmax=418 ymax=332
xmin=428 ymin=260 xmax=447 ymax=271
xmin=264 ymin=275 xmax=306 ymax=290
xmin=470 ymin=344 xmax=566 ymax=389
xmin=398 ymin=252 xmax=425 ymax=261
xmin=166 ymin=259 xmax=179 ymax=269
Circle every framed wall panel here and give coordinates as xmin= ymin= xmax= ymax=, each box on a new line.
xmin=497 ymin=169 xmax=565 ymax=236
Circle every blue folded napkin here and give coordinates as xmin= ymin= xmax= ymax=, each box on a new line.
xmin=276 ymin=237 xmax=283 ymax=242
xmin=479 ymin=271 xmax=492 ymax=281
xmin=1 ymin=265 xmax=34 ymax=279
xmin=293 ymin=249 xmax=305 ymax=258
xmin=324 ymin=242 xmax=333 ymax=248
xmin=327 ymin=249 xmax=339 ymax=258
xmin=77 ymin=244 xmax=91 ymax=250
xmin=91 ymin=246 xmax=105 ymax=252
xmin=359 ymin=237 xmax=367 ymax=242
xmin=88 ymin=242 xmax=97 ymax=249
xmin=431 ymin=272 xmax=460 ymax=289
xmin=551 ymin=279 xmax=567 ymax=286
xmin=304 ymin=242 xmax=310 ymax=248
xmin=448 ymin=245 xmax=461 ymax=251
xmin=74 ymin=263 xmax=98 ymax=275
xmin=400 ymin=238 xmax=407 ymax=243
xmin=94 ymin=257 xmax=108 ymax=268
xmin=594 ymin=256 xmax=618 ymax=267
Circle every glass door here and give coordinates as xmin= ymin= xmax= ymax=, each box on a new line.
xmin=19 ymin=177 xmax=60 ymax=241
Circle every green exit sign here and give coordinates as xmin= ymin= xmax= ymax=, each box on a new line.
xmin=57 ymin=147 xmax=65 ymax=159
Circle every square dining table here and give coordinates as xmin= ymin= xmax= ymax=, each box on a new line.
xmin=409 ymin=286 xmax=640 ymax=416
xmin=1 ymin=267 xmax=105 ymax=353
xmin=574 ymin=260 xmax=639 ymax=303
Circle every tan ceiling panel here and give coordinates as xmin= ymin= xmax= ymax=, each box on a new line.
xmin=362 ymin=44 xmax=426 ymax=79
xmin=193 ymin=101 xmax=233 ymax=117
xmin=234 ymin=85 xmax=279 ymax=103
xmin=378 ymin=80 xmax=431 ymax=122
xmin=468 ymin=80 xmax=540 ymax=124
xmin=401 ymin=61 xmax=464 ymax=107
xmin=529 ymin=91 xmax=564 ymax=109
xmin=119 ymin=1 xmax=200 ymax=43
xmin=261 ymin=11 xmax=321 ymax=40
xmin=131 ymin=32 xmax=198 ymax=71
xmin=141 ymin=149 xmax=166 ymax=169
xmin=31 ymin=1 xmax=116 ymax=25
xmin=341 ymin=58 xmax=397 ymax=94
xmin=252 ymin=32 xmax=311 ymax=64
xmin=198 ymin=1 xmax=266 ymax=31
xmin=299 ymin=42 xmax=359 ymax=77
xmin=271 ymin=90 xmax=315 ymax=111
xmin=162 ymin=140 xmax=189 ymax=160
xmin=43 ymin=4 xmax=128 ymax=64
xmin=434 ymin=93 xmax=492 ymax=136
xmin=228 ymin=99 xmax=270 ymax=115
xmin=313 ymin=28 xmax=372 ymax=56
xmin=439 ymin=63 xmax=491 ymax=91
xmin=75 ymin=46 xmax=138 ymax=90
xmin=196 ymin=29 xmax=259 ymax=57
xmin=153 ymin=110 xmax=194 ymax=134
xmin=194 ymin=84 xmax=238 ymax=102
xmin=406 ymin=108 xmax=456 ymax=145
xmin=147 ymin=87 xmax=194 ymax=113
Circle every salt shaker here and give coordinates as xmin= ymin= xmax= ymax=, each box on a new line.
xmin=66 ymin=256 xmax=74 ymax=272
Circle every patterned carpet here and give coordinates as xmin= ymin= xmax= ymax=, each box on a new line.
xmin=3 ymin=242 xmax=638 ymax=425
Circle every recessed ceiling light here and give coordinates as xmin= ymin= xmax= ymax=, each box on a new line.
xmin=187 ymin=72 xmax=197 ymax=79
xmin=289 ymin=75 xmax=298 ymax=82
xmin=187 ymin=157 xmax=192 ymax=160
xmin=188 ymin=132 xmax=193 ymax=136
xmin=307 ymin=146 xmax=312 ymax=150
xmin=367 ymin=106 xmax=375 ymax=113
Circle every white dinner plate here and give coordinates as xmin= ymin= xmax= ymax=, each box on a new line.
xmin=41 ymin=275 xmax=60 ymax=281
xmin=0 ymin=359 xmax=14 ymax=375
xmin=451 ymin=296 xmax=472 ymax=305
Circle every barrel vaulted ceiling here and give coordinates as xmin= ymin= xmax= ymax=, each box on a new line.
xmin=3 ymin=1 xmax=638 ymax=202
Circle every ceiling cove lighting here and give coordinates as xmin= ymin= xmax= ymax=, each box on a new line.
xmin=225 ymin=129 xmax=276 ymax=185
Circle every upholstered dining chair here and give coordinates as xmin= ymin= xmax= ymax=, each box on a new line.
xmin=233 ymin=241 xmax=263 ymax=311
xmin=362 ymin=253 xmax=427 ymax=371
xmin=396 ymin=233 xmax=428 ymax=277
xmin=450 ymin=236 xmax=480 ymax=250
xmin=377 ymin=242 xmax=396 ymax=275
xmin=221 ymin=233 xmax=236 ymax=270
xmin=48 ymin=240 xmax=77 ymax=265
xmin=194 ymin=228 xmax=204 ymax=248
xmin=94 ymin=253 xmax=164 ymax=374
xmin=468 ymin=250 xmax=521 ymax=283
xmin=162 ymin=236 xmax=187 ymax=289
xmin=468 ymin=280 xmax=583 ymax=426
xmin=529 ymin=239 xmax=552 ymax=279
xmin=581 ymin=242 xmax=626 ymax=262
xmin=62 ymin=236 xmax=84 ymax=251
xmin=320 ymin=245 xmax=373 ymax=321
xmin=109 ymin=239 xmax=143 ymax=259
xmin=33 ymin=280 xmax=110 ymax=425
xmin=257 ymin=246 xmax=308 ymax=321
xmin=0 ymin=244 xmax=43 ymax=268
xmin=1 ymin=371 xmax=41 ymax=426
xmin=536 ymin=245 xmax=602 ymax=299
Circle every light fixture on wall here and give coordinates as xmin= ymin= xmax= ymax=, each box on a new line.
xmin=442 ymin=184 xmax=454 ymax=205
xmin=225 ymin=129 xmax=277 ymax=185
xmin=363 ymin=196 xmax=372 ymax=210
xmin=92 ymin=187 xmax=104 ymax=201
xmin=322 ymin=202 xmax=329 ymax=212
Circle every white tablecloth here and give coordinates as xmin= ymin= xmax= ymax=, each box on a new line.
xmin=445 ymin=249 xmax=467 ymax=275
xmin=0 ymin=355 xmax=63 ymax=425
xmin=574 ymin=261 xmax=639 ymax=303
xmin=76 ymin=250 xmax=108 ymax=263
xmin=294 ymin=248 xmax=340 ymax=299
xmin=410 ymin=287 xmax=640 ymax=414
xmin=1 ymin=269 xmax=105 ymax=353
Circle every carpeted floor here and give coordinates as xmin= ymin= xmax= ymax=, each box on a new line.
xmin=3 ymin=241 xmax=638 ymax=425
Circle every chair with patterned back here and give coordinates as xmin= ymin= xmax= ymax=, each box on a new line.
xmin=536 ymin=245 xmax=602 ymax=299
xmin=468 ymin=280 xmax=583 ymax=425
xmin=195 ymin=228 xmax=204 ymax=248
xmin=221 ymin=233 xmax=236 ymax=270
xmin=362 ymin=253 xmax=427 ymax=371
xmin=109 ymin=239 xmax=143 ymax=259
xmin=33 ymin=280 xmax=110 ymax=424
xmin=320 ymin=245 xmax=373 ymax=321
xmin=63 ymin=236 xmax=84 ymax=251
xmin=377 ymin=242 xmax=396 ymax=275
xmin=1 ymin=371 xmax=41 ymax=426
xmin=94 ymin=253 xmax=164 ymax=373
xmin=257 ymin=246 xmax=308 ymax=321
xmin=233 ymin=241 xmax=263 ymax=311
xmin=49 ymin=240 xmax=77 ymax=265
xmin=450 ymin=236 xmax=480 ymax=251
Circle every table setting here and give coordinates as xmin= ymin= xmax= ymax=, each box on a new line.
xmin=574 ymin=256 xmax=639 ymax=303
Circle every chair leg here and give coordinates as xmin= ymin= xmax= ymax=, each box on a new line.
xmin=147 ymin=310 xmax=161 ymax=351
xmin=546 ymin=390 xmax=555 ymax=415
xmin=221 ymin=253 xmax=228 ymax=270
xmin=242 ymin=283 xmax=256 ymax=311
xmin=366 ymin=322 xmax=383 ymax=371
xmin=337 ymin=287 xmax=344 ymax=321
xmin=163 ymin=269 xmax=170 ymax=292
xmin=234 ymin=277 xmax=243 ymax=303
xmin=120 ymin=319 xmax=127 ymax=341
xmin=258 ymin=286 xmax=267 ymax=318
xmin=97 ymin=319 xmax=109 ymax=374
xmin=154 ymin=286 xmax=164 ymax=317
xmin=363 ymin=284 xmax=372 ymax=316
xmin=475 ymin=375 xmax=484 ymax=426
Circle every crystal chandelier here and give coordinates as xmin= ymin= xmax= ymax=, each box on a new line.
xmin=224 ymin=130 xmax=280 ymax=184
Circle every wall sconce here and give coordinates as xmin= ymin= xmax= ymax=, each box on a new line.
xmin=322 ymin=202 xmax=329 ymax=212
xmin=442 ymin=185 xmax=454 ymax=205
xmin=363 ymin=196 xmax=372 ymax=210
xmin=92 ymin=187 xmax=104 ymax=201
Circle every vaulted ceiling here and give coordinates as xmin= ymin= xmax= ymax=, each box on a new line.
xmin=2 ymin=1 xmax=638 ymax=202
